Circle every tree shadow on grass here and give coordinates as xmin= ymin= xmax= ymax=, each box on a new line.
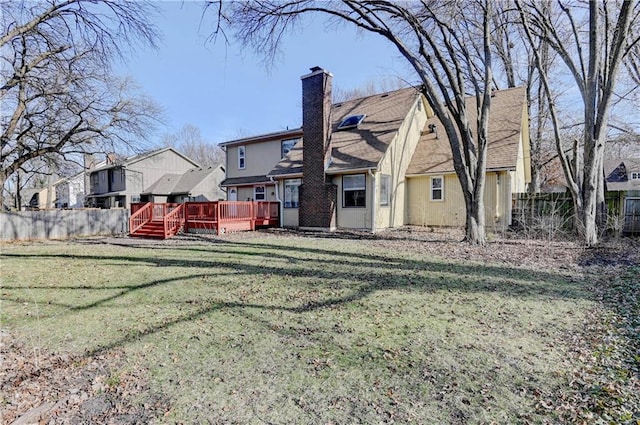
xmin=1 ymin=237 xmax=593 ymax=359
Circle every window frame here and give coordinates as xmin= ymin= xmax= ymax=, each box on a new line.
xmin=430 ymin=176 xmax=444 ymax=201
xmin=342 ymin=173 xmax=366 ymax=208
xmin=281 ymin=138 xmax=299 ymax=158
xmin=238 ymin=145 xmax=246 ymax=170
xmin=631 ymin=172 xmax=640 ymax=180
xmin=254 ymin=185 xmax=265 ymax=201
xmin=379 ymin=174 xmax=391 ymax=207
xmin=337 ymin=114 xmax=366 ymax=130
xmin=283 ymin=178 xmax=301 ymax=208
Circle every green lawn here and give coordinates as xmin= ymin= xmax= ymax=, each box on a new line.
xmin=1 ymin=233 xmax=637 ymax=424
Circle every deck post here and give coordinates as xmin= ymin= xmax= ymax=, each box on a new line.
xmin=250 ymin=201 xmax=255 ymax=230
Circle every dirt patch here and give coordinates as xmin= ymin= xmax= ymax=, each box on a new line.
xmin=0 ymin=331 xmax=169 ymax=424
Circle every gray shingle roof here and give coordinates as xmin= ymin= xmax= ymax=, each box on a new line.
xmin=269 ymin=87 xmax=422 ymax=176
xmin=144 ymin=167 xmax=221 ymax=195
xmin=406 ymin=86 xmax=526 ymax=175
xmin=220 ymin=175 xmax=274 ymax=187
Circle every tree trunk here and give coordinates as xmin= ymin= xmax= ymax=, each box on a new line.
xmin=464 ymin=191 xmax=487 ymax=245
xmin=582 ymin=200 xmax=599 ymax=246
xmin=580 ymin=164 xmax=599 ymax=246
xmin=528 ymin=166 xmax=541 ymax=193
xmin=464 ymin=202 xmax=487 ymax=246
xmin=596 ymin=160 xmax=607 ymax=234
xmin=0 ymin=173 xmax=6 ymax=209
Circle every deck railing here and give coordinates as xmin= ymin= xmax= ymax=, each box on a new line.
xmin=129 ymin=202 xmax=153 ymax=234
xmin=184 ymin=201 xmax=280 ymax=233
xmin=132 ymin=201 xmax=280 ymax=237
xmin=163 ymin=203 xmax=185 ymax=238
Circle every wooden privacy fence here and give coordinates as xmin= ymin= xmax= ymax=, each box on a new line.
xmin=511 ymin=193 xmax=575 ymax=230
xmin=511 ymin=192 xmax=624 ymax=233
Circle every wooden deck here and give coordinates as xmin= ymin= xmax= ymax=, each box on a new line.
xmin=130 ymin=201 xmax=279 ymax=239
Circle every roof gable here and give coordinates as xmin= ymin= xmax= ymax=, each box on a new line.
xmin=604 ymin=158 xmax=640 ymax=191
xmin=144 ymin=166 xmax=222 ymax=195
xmin=92 ymin=147 xmax=200 ymax=172
xmin=406 ymin=87 xmax=527 ymax=175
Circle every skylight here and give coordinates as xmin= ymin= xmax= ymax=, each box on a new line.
xmin=337 ymin=114 xmax=366 ymax=130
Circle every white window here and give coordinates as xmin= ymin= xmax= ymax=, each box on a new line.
xmin=284 ymin=178 xmax=301 ymax=208
xmin=430 ymin=176 xmax=444 ymax=201
xmin=343 ymin=174 xmax=366 ymax=207
xmin=631 ymin=172 xmax=640 ymax=180
xmin=281 ymin=138 xmax=299 ymax=158
xmin=254 ymin=186 xmax=265 ymax=201
xmin=238 ymin=146 xmax=246 ymax=170
xmin=380 ymin=174 xmax=391 ymax=206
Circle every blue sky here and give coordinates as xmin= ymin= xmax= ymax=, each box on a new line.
xmin=116 ymin=2 xmax=415 ymax=146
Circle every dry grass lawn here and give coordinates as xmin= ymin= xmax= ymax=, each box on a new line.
xmin=1 ymin=228 xmax=638 ymax=424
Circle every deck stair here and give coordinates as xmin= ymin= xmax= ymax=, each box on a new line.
xmin=130 ymin=220 xmax=171 ymax=239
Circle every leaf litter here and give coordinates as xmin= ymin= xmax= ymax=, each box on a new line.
xmin=1 ymin=227 xmax=639 ymax=423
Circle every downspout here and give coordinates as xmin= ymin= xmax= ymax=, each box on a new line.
xmin=269 ymin=176 xmax=283 ymax=227
xmin=368 ymin=169 xmax=376 ymax=234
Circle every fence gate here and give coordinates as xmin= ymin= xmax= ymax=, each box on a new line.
xmin=624 ymin=198 xmax=640 ymax=234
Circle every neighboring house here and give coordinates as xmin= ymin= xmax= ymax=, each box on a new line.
xmin=220 ymin=66 xmax=531 ymax=232
xmin=219 ymin=128 xmax=303 ymax=203
xmin=141 ymin=165 xmax=226 ymax=203
xmin=54 ymin=158 xmax=107 ymax=208
xmin=54 ymin=174 xmax=84 ymax=209
xmin=20 ymin=187 xmax=52 ymax=210
xmin=605 ymin=158 xmax=640 ymax=234
xmin=86 ymin=147 xmax=200 ymax=209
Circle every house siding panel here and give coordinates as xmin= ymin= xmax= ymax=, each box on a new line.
xmin=408 ymin=175 xmax=466 ymax=226
xmin=234 ymin=184 xmax=277 ymax=202
xmin=95 ymin=170 xmax=109 ymax=194
xmin=483 ymin=172 xmax=499 ymax=225
xmin=238 ymin=187 xmax=254 ymax=202
xmin=131 ymin=150 xmax=197 ymax=192
xmin=375 ymin=98 xmax=428 ymax=231
xmin=226 ymin=141 xmax=286 ymax=179
xmin=283 ymin=208 xmax=299 ymax=227
xmin=407 ymin=173 xmax=507 ymax=228
xmin=336 ymin=174 xmax=372 ymax=230
xmin=512 ymin=134 xmax=528 ymax=193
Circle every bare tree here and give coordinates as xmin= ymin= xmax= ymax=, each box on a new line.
xmin=224 ymin=0 xmax=498 ymax=245
xmin=161 ymin=124 xmax=224 ymax=168
xmin=516 ymin=0 xmax=640 ymax=246
xmin=491 ymin=1 xmax=561 ymax=194
xmin=0 ymin=0 xmax=162 ymax=206
xmin=333 ymin=77 xmax=409 ymax=103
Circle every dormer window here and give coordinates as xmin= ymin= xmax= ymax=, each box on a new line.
xmin=337 ymin=114 xmax=366 ymax=130
xmin=631 ymin=172 xmax=640 ymax=180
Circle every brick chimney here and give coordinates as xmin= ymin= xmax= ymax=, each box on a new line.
xmin=298 ymin=66 xmax=337 ymax=230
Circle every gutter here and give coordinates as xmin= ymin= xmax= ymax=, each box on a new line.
xmin=269 ymin=176 xmax=283 ymax=227
xmin=326 ymin=167 xmax=377 ymax=176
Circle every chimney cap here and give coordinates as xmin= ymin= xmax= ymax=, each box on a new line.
xmin=301 ymin=66 xmax=333 ymax=80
